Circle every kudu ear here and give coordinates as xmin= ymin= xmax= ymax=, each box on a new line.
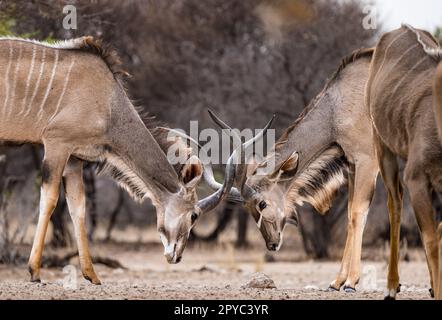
xmin=269 ymin=151 xmax=299 ymax=181
xmin=181 ymin=155 xmax=203 ymax=189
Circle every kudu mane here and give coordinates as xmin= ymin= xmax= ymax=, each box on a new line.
xmin=275 ymin=48 xmax=373 ymax=215
xmin=97 ymin=155 xmax=149 ymax=202
xmin=285 ymin=145 xmax=348 ymax=214
xmin=402 ymin=24 xmax=442 ymax=61
xmin=276 ymin=47 xmax=374 ymax=148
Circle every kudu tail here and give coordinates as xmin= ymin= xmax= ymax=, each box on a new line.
xmin=434 ymin=62 xmax=442 ymax=144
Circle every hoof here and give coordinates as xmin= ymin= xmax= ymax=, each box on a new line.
xmin=397 ymin=283 xmax=401 ymax=293
xmin=28 ymin=266 xmax=41 ymax=283
xmin=326 ymin=285 xmax=340 ymax=292
xmin=384 ymin=288 xmax=397 ymax=300
xmin=83 ymin=274 xmax=101 ymax=285
xmin=429 ymin=288 xmax=434 ymax=298
xmin=343 ymin=286 xmax=356 ymax=293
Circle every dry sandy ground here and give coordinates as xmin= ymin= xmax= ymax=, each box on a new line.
xmin=0 ymin=241 xmax=433 ymax=300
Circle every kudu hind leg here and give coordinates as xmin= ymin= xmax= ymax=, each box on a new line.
xmin=63 ymin=157 xmax=101 ymax=284
xmin=375 ymin=138 xmax=403 ymax=299
xmin=405 ymin=174 xmax=438 ymax=298
xmin=329 ymin=165 xmax=355 ymax=291
xmin=28 ymin=145 xmax=70 ymax=282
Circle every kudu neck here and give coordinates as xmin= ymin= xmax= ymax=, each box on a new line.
xmin=108 ymin=90 xmax=181 ymax=200
xmin=275 ymin=96 xmax=335 ymax=175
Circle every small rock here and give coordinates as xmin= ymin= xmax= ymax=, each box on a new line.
xmin=304 ymin=285 xmax=319 ymax=291
xmin=241 ymin=273 xmax=276 ymax=289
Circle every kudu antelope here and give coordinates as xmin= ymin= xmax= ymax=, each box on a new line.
xmin=0 ymin=36 xmax=239 ymax=284
xmin=184 ymin=49 xmax=378 ymax=292
xmin=366 ymin=25 xmax=442 ymax=299
xmin=434 ymin=55 xmax=442 ymax=301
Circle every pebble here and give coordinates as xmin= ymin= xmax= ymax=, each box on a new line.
xmin=241 ymin=272 xmax=276 ymax=289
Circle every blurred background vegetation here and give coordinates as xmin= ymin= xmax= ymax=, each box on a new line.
xmin=0 ymin=0 xmax=440 ymax=264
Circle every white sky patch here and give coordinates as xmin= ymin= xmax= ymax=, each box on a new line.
xmin=371 ymin=0 xmax=442 ymax=32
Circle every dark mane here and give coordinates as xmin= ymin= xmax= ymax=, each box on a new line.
xmin=275 ymin=47 xmax=374 ymax=152
xmin=402 ymin=24 xmax=442 ymax=60
xmin=78 ymin=36 xmax=130 ymax=80
xmin=327 ymin=47 xmax=375 ymax=84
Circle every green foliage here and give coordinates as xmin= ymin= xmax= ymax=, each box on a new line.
xmin=434 ymin=26 xmax=442 ymax=44
xmin=0 ymin=10 xmax=44 ymax=39
xmin=0 ymin=13 xmax=16 ymax=37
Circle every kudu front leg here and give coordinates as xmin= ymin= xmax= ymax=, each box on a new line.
xmin=63 ymin=157 xmax=100 ymax=284
xmin=28 ymin=145 xmax=70 ymax=282
xmin=342 ymin=162 xmax=377 ymax=292
xmin=329 ymin=166 xmax=355 ymax=291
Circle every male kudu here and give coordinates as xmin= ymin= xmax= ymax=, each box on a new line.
xmin=0 ymin=36 xmax=237 ymax=284
xmin=206 ymin=48 xmax=379 ymax=292
xmin=366 ymin=25 xmax=442 ymax=299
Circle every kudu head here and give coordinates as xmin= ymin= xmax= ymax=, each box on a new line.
xmin=206 ymin=111 xmax=299 ymax=251
xmin=154 ymin=149 xmax=235 ymax=264
xmin=241 ymin=155 xmax=299 ymax=250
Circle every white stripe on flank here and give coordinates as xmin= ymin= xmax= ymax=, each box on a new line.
xmin=2 ymin=42 xmax=13 ymax=119
xmin=372 ymin=29 xmax=408 ymax=94
xmin=6 ymin=43 xmax=23 ymax=118
xmin=392 ymin=57 xmax=427 ymax=95
xmin=24 ymin=47 xmax=46 ymax=117
xmin=388 ymin=43 xmax=419 ymax=74
xmin=37 ymin=50 xmax=59 ymax=121
xmin=19 ymin=45 xmax=37 ymax=115
xmin=49 ymin=58 xmax=75 ymax=123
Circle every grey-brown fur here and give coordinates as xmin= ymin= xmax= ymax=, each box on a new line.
xmin=242 ymin=47 xmax=378 ymax=291
xmin=434 ymin=62 xmax=442 ymax=300
xmin=0 ymin=36 xmax=222 ymax=284
xmin=366 ymin=25 xmax=442 ymax=299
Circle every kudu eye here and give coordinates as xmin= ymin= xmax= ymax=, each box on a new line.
xmin=258 ymin=200 xmax=267 ymax=211
xmin=191 ymin=212 xmax=198 ymax=224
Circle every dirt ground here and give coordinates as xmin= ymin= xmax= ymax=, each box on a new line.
xmin=0 ymin=235 xmax=433 ymax=300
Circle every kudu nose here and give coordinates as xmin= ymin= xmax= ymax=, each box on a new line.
xmin=164 ymin=243 xmax=177 ymax=263
xmin=268 ymin=243 xmax=278 ymax=251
